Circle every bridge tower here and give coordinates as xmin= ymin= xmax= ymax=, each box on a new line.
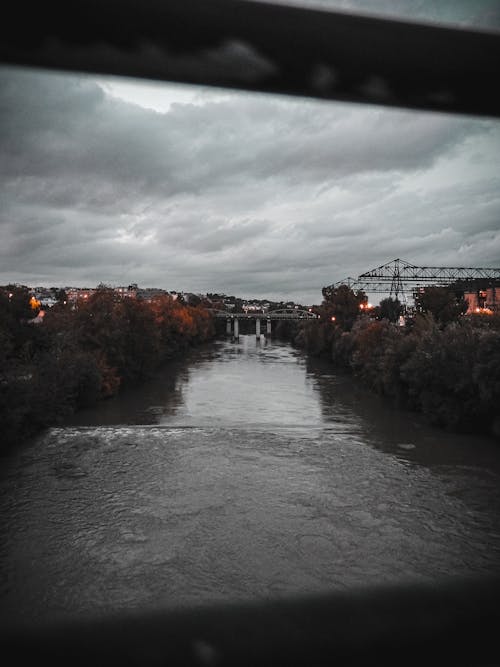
xmin=389 ymin=258 xmax=405 ymax=301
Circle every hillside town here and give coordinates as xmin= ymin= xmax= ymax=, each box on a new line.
xmin=13 ymin=284 xmax=309 ymax=318
xmin=18 ymin=281 xmax=500 ymax=321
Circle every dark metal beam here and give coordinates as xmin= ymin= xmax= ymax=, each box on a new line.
xmin=1 ymin=0 xmax=500 ymax=117
xmin=2 ymin=576 xmax=499 ymax=666
xmin=359 ymin=259 xmax=500 ymax=282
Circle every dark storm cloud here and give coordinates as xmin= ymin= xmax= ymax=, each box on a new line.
xmin=1 ymin=68 xmax=479 ymax=196
xmin=1 ymin=63 xmax=499 ymax=302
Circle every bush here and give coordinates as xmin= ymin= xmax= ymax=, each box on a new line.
xmin=296 ymin=309 xmax=500 ymax=437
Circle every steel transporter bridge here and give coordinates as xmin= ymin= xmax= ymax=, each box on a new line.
xmin=325 ymin=258 xmax=500 ymax=303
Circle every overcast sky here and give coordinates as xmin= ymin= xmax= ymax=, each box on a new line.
xmin=1 ymin=0 xmax=500 ymax=305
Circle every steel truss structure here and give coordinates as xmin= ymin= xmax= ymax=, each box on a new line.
xmin=327 ymin=258 xmax=500 ymax=300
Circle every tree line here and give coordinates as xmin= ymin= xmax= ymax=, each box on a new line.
xmin=294 ymin=285 xmax=500 ymax=438
xmin=0 ymin=285 xmax=215 ymax=450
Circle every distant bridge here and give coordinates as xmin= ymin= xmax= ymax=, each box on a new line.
xmin=325 ymin=258 xmax=500 ymax=301
xmin=209 ymin=308 xmax=318 ymax=340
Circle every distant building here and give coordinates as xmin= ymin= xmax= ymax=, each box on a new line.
xmin=464 ymin=286 xmax=500 ymax=314
xmin=136 ymin=288 xmax=171 ymax=302
xmin=182 ymin=293 xmax=201 ymax=304
xmin=67 ymin=288 xmax=95 ymax=303
xmin=114 ymin=286 xmax=138 ymax=299
xmin=242 ymin=303 xmax=264 ymax=313
xmin=35 ymin=295 xmax=57 ymax=308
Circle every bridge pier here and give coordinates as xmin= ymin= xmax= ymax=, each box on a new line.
xmin=266 ymin=318 xmax=272 ymax=338
xmin=255 ymin=318 xmax=261 ymax=340
xmin=226 ymin=318 xmax=232 ymax=336
xmin=233 ymin=317 xmax=239 ymax=341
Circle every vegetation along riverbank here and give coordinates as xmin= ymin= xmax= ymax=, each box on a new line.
xmin=292 ymin=285 xmax=500 ymax=439
xmin=0 ymin=285 xmax=215 ymax=450
xmin=2 ymin=280 xmax=499 ymax=449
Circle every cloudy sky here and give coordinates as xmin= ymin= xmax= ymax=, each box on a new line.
xmin=1 ymin=0 xmax=500 ymax=305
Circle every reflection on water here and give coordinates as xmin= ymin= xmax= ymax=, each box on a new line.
xmin=66 ymin=336 xmax=326 ymax=428
xmin=159 ymin=336 xmax=327 ymax=428
xmin=1 ymin=336 xmax=499 ymax=623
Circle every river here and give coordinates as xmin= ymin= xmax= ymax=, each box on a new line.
xmin=1 ymin=335 xmax=499 ymax=624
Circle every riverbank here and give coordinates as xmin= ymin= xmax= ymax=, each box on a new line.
xmin=294 ymin=313 xmax=500 ymax=439
xmin=0 ymin=286 xmax=215 ymax=451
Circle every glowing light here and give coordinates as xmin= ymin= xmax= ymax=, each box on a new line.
xmin=331 ymin=316 xmax=336 ymax=322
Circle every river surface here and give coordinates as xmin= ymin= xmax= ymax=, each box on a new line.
xmin=1 ymin=336 xmax=499 ymax=624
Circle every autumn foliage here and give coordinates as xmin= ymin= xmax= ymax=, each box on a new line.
xmin=295 ymin=286 xmax=500 ymax=437
xmin=297 ymin=294 xmax=500 ymax=438
xmin=0 ymin=286 xmax=215 ymax=449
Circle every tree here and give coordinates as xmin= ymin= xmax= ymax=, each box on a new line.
xmin=0 ymin=284 xmax=43 ymax=362
xmin=55 ymin=288 xmax=68 ymax=305
xmin=119 ymin=298 xmax=160 ymax=383
xmin=414 ymin=287 xmax=467 ymax=324
xmin=377 ymin=297 xmax=402 ymax=323
xmin=320 ymin=284 xmax=367 ymax=330
xmin=75 ymin=287 xmax=125 ymax=393
xmin=0 ymin=284 xmax=34 ymax=323
xmin=400 ymin=320 xmax=479 ymax=430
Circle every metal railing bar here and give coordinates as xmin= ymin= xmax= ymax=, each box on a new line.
xmin=2 ymin=576 xmax=499 ymax=666
xmin=1 ymin=0 xmax=500 ymax=117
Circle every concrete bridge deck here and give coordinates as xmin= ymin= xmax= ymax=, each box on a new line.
xmin=211 ymin=309 xmax=318 ymax=320
xmin=210 ymin=309 xmax=318 ymax=339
